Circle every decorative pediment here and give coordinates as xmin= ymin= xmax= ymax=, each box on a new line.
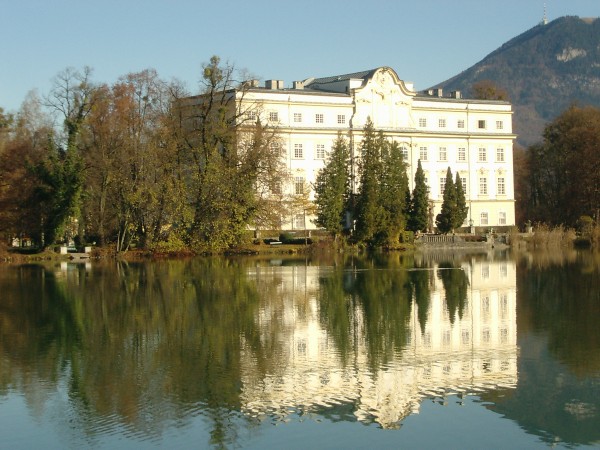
xmin=352 ymin=67 xmax=416 ymax=129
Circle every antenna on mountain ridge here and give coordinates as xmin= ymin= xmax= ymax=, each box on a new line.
xmin=542 ymin=2 xmax=548 ymax=25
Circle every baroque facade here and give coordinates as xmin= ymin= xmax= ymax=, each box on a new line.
xmin=192 ymin=66 xmax=516 ymax=231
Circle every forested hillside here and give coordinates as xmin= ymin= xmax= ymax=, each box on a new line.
xmin=436 ymin=16 xmax=600 ymax=147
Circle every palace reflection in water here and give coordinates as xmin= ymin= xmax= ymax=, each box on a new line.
xmin=2 ymin=251 xmax=599 ymax=449
xmin=240 ymin=256 xmax=517 ymax=428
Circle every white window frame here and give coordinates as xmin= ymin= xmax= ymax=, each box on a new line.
xmin=294 ymin=176 xmax=304 ymax=195
xmin=458 ymin=147 xmax=466 ymax=161
xmin=499 ymin=211 xmax=507 ymax=225
xmin=337 ymin=114 xmax=345 ymax=124
xmin=438 ymin=118 xmax=446 ymax=128
xmin=269 ymin=111 xmax=279 ymax=122
xmin=478 ymin=147 xmax=487 ymax=162
xmin=497 ymin=177 xmax=506 ymax=195
xmin=480 ymin=212 xmax=489 ymax=226
xmin=315 ymin=113 xmax=324 ymax=124
xmin=419 ymin=146 xmax=428 ymax=161
xmin=315 ymin=144 xmax=326 ymax=159
xmin=457 ymin=119 xmax=465 ymax=129
xmin=439 ymin=147 xmax=447 ymax=161
xmin=293 ymin=112 xmax=302 ymax=123
xmin=440 ymin=177 xmax=446 ymax=195
xmin=401 ymin=146 xmax=409 ymax=161
xmin=418 ymin=118 xmax=427 ymax=127
xmin=496 ymin=147 xmax=505 ymax=162
xmin=496 ymin=120 xmax=504 ymax=130
xmin=293 ymin=143 xmax=303 ymax=159
xmin=479 ymin=177 xmax=488 ymax=195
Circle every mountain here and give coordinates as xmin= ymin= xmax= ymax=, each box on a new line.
xmin=435 ymin=16 xmax=600 ymax=147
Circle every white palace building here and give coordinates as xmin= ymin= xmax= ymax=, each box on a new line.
xmin=195 ymin=66 xmax=517 ymax=232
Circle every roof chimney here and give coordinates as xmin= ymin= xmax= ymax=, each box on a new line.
xmin=293 ymin=81 xmax=304 ymax=90
xmin=265 ymin=80 xmax=284 ymax=90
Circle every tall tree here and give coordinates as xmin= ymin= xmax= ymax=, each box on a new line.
xmin=454 ymin=171 xmax=469 ymax=230
xmin=354 ymin=119 xmax=386 ymax=245
xmin=379 ymin=141 xmax=410 ymax=246
xmin=33 ymin=66 xmax=97 ymax=247
xmin=408 ymin=159 xmax=429 ymax=233
xmin=177 ymin=56 xmax=286 ymax=251
xmin=527 ymin=105 xmax=600 ymax=226
xmin=313 ymin=134 xmax=351 ymax=239
xmin=436 ymin=167 xmax=458 ymax=234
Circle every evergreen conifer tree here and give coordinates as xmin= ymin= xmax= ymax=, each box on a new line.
xmin=313 ymin=134 xmax=351 ymax=239
xmin=408 ymin=159 xmax=429 ymax=233
xmin=380 ymin=141 xmax=409 ymax=246
xmin=454 ymin=171 xmax=469 ymax=230
xmin=354 ymin=119 xmax=386 ymax=244
xmin=436 ymin=167 xmax=458 ymax=234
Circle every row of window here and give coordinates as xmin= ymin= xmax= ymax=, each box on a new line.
xmin=257 ymin=111 xmax=347 ymax=125
xmin=418 ymin=146 xmax=505 ymax=162
xmin=418 ymin=118 xmax=504 ymax=130
xmin=293 ymin=143 xmax=327 ymax=159
xmin=437 ymin=176 xmax=506 ymax=196
xmin=289 ymin=143 xmax=506 ymax=162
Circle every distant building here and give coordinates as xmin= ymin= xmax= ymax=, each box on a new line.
xmin=187 ymin=67 xmax=516 ymax=231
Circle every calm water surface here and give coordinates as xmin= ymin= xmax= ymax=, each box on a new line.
xmin=0 ymin=250 xmax=599 ymax=449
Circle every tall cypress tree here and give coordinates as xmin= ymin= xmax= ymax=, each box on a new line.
xmin=354 ymin=119 xmax=386 ymax=244
xmin=380 ymin=141 xmax=409 ymax=245
xmin=454 ymin=171 xmax=469 ymax=230
xmin=408 ymin=159 xmax=429 ymax=233
xmin=314 ymin=134 xmax=351 ymax=239
xmin=436 ymin=167 xmax=457 ymax=234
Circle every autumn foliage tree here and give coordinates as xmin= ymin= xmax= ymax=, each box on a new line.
xmin=526 ymin=105 xmax=600 ymax=226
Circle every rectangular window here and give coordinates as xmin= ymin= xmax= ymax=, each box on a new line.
xmin=439 ymin=118 xmax=446 ymax=128
xmin=293 ymin=113 xmax=302 ymax=123
xmin=315 ymin=113 xmax=324 ymax=124
xmin=496 ymin=120 xmax=504 ymax=130
xmin=499 ymin=211 xmax=507 ymax=225
xmin=478 ymin=120 xmax=486 ymax=129
xmin=496 ymin=147 xmax=505 ymax=162
xmin=269 ymin=111 xmax=279 ymax=122
xmin=419 ymin=118 xmax=427 ymax=127
xmin=294 ymin=143 xmax=303 ymax=159
xmin=458 ymin=147 xmax=466 ymax=161
xmin=440 ymin=177 xmax=446 ymax=195
xmin=479 ymin=177 xmax=488 ymax=195
xmin=439 ymin=147 xmax=447 ymax=161
xmin=316 ymin=144 xmax=325 ymax=159
xmin=246 ymin=111 xmax=257 ymax=121
xmin=461 ymin=177 xmax=467 ymax=191
xmin=497 ymin=177 xmax=506 ymax=195
xmin=401 ymin=146 xmax=409 ymax=161
xmin=337 ymin=114 xmax=346 ymax=124
xmin=457 ymin=119 xmax=465 ymax=129
xmin=480 ymin=212 xmax=489 ymax=226
xmin=294 ymin=176 xmax=304 ymax=195
xmin=295 ymin=213 xmax=305 ymax=229
xmin=478 ymin=147 xmax=487 ymax=162
xmin=419 ymin=146 xmax=428 ymax=161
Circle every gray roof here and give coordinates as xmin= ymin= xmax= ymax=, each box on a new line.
xmin=305 ymin=69 xmax=378 ymax=87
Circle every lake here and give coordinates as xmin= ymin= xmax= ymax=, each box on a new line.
xmin=0 ymin=249 xmax=599 ymax=449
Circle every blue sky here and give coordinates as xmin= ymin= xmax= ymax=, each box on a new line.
xmin=1 ymin=0 xmax=598 ymax=113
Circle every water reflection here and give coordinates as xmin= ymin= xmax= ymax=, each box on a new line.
xmin=240 ymin=257 xmax=517 ymax=429
xmin=0 ymin=251 xmax=598 ymax=448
